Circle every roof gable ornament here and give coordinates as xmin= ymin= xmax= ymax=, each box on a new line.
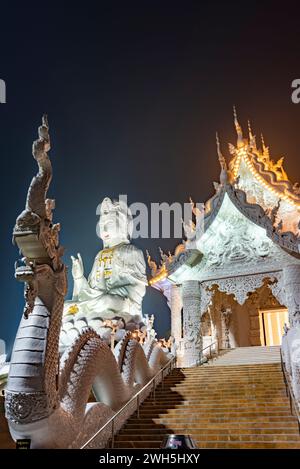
xmin=233 ymin=106 xmax=245 ymax=148
xmin=248 ymin=120 xmax=257 ymax=150
xmin=226 ymin=111 xmax=300 ymax=209
xmin=216 ymin=132 xmax=228 ymax=185
xmin=260 ymin=133 xmax=269 ymax=158
xmin=146 ymin=249 xmax=158 ymax=277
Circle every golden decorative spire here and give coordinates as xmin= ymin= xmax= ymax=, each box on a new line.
xmin=146 ymin=249 xmax=157 ymax=276
xmin=189 ymin=196 xmax=204 ymax=218
xmin=233 ymin=105 xmax=244 ymax=148
xmin=216 ymin=132 xmax=228 ymax=184
xmin=261 ymin=133 xmax=269 ymax=158
xmin=216 ymin=132 xmax=227 ymax=170
xmin=248 ymin=120 xmax=256 ymax=149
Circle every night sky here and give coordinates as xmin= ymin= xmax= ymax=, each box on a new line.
xmin=0 ymin=2 xmax=300 ymax=355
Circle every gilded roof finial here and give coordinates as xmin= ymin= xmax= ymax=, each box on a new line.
xmin=233 ymin=105 xmax=244 ymax=148
xmin=189 ymin=196 xmax=204 ymax=218
xmin=158 ymin=246 xmax=168 ymax=265
xmin=248 ymin=120 xmax=256 ymax=149
xmin=261 ymin=133 xmax=269 ymax=158
xmin=216 ymin=132 xmax=227 ymax=170
xmin=146 ymin=249 xmax=157 ymax=276
xmin=216 ymin=132 xmax=228 ymax=184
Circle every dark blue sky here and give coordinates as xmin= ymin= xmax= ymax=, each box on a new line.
xmin=0 ymin=2 xmax=300 ymax=354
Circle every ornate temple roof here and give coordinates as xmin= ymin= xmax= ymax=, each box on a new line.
xmin=148 ymin=110 xmax=300 ymax=288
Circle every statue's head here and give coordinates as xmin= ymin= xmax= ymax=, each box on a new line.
xmin=98 ymin=197 xmax=132 ymax=248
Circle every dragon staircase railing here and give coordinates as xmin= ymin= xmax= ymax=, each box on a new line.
xmin=81 ymin=340 xmax=219 ymax=449
xmin=81 ymin=355 xmax=176 ymax=449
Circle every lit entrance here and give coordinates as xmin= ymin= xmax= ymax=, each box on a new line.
xmin=259 ymin=308 xmax=289 ymax=346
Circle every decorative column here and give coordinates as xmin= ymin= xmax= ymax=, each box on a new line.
xmin=283 ymin=264 xmax=300 ymax=401
xmin=182 ymin=280 xmax=202 ymax=367
xmin=170 ymin=284 xmax=182 ymax=346
xmin=283 ymin=264 xmax=300 ymax=327
xmin=221 ymin=307 xmax=232 ymax=349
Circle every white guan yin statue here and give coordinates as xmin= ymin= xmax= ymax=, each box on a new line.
xmin=60 ymin=197 xmax=147 ymax=348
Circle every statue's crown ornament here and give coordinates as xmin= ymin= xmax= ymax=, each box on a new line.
xmin=100 ymin=197 xmax=132 ymax=222
xmin=101 ymin=197 xmax=124 ymax=214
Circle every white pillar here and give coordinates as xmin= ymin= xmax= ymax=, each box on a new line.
xmin=182 ymin=280 xmax=202 ymax=367
xmin=170 ymin=284 xmax=182 ymax=346
xmin=283 ymin=264 xmax=300 ymax=400
xmin=283 ymin=264 xmax=300 ymax=327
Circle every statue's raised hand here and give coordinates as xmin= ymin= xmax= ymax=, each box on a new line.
xmin=71 ymin=253 xmax=84 ymax=279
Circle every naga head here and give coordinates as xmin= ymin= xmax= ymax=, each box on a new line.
xmin=32 ymin=114 xmax=51 ymax=160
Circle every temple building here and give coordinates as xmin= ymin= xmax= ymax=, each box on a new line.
xmin=148 ymin=111 xmax=300 ymax=367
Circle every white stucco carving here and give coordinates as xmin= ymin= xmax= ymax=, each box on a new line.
xmin=268 ymin=271 xmax=286 ymax=306
xmin=199 ymin=283 xmax=214 ymax=314
xmin=202 ymin=273 xmax=279 ymax=306
xmin=283 ymin=265 xmax=300 ymax=327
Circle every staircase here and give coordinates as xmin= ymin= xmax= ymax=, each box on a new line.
xmin=114 ymin=346 xmax=300 ymax=449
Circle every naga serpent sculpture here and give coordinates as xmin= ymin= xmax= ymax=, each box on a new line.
xmin=5 ymin=116 xmax=170 ymax=448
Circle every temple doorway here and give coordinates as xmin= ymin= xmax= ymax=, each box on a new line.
xmin=259 ymin=308 xmax=288 ymax=346
xmin=199 ymin=279 xmax=288 ymax=349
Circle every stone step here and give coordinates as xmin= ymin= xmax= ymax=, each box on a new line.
xmin=137 ymin=406 xmax=292 ymax=412
xmin=115 ymin=433 xmax=300 ymax=442
xmin=139 ymin=402 xmax=291 ymax=409
xmin=183 ymin=367 xmax=282 ymax=373
xmin=164 ymin=387 xmax=286 ymax=392
xmin=119 ymin=427 xmax=300 ymax=435
xmin=136 ymin=414 xmax=294 ymax=421
xmin=167 ymin=372 xmax=284 ymax=376
xmin=162 ymin=390 xmax=286 ymax=395
xmin=149 ymin=386 xmax=287 ymax=391
xmin=182 ymin=365 xmax=282 ymax=371
xmin=153 ymin=415 xmax=295 ymax=423
xmin=157 ymin=378 xmax=285 ymax=383
xmin=128 ymin=415 xmax=298 ymax=424
xmin=177 ymin=367 xmax=281 ymax=376
xmin=153 ymin=395 xmax=287 ymax=400
xmin=114 ymin=441 xmax=300 ymax=449
xmin=141 ymin=401 xmax=290 ymax=407
xmin=139 ymin=401 xmax=292 ymax=407
xmin=125 ymin=421 xmax=299 ymax=429
xmin=149 ymin=394 xmax=288 ymax=399
xmin=154 ymin=389 xmax=287 ymax=394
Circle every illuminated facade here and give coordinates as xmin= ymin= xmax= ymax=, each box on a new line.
xmin=148 ymin=111 xmax=300 ymax=368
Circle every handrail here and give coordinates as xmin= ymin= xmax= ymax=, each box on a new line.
xmin=196 ymin=340 xmax=218 ymax=366
xmin=81 ymin=354 xmax=176 ymax=449
xmin=201 ymin=341 xmax=217 ymax=354
xmin=280 ymin=348 xmax=300 ymax=433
